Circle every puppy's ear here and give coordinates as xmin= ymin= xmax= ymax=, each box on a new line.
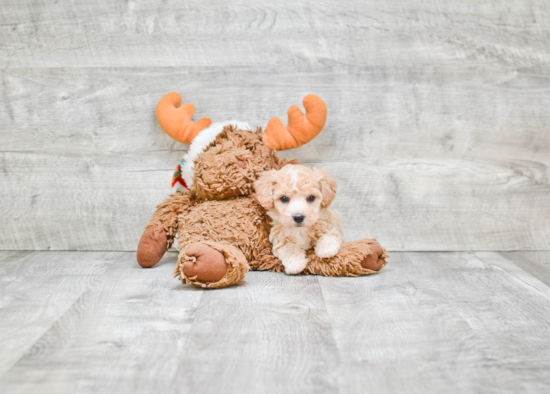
xmin=315 ymin=168 xmax=337 ymax=208
xmin=254 ymin=170 xmax=278 ymax=209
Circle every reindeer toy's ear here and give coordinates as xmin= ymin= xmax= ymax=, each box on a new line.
xmin=262 ymin=94 xmax=327 ymax=151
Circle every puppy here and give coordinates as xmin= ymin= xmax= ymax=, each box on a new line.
xmin=254 ymin=164 xmax=343 ymax=275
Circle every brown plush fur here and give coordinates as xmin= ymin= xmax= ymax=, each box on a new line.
xmin=304 ymin=239 xmax=389 ymax=276
xmin=139 ymin=125 xmax=388 ymax=288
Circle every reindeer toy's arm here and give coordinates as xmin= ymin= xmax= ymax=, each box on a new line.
xmin=137 ymin=191 xmax=195 ymax=268
xmin=137 ymin=93 xmax=218 ymax=268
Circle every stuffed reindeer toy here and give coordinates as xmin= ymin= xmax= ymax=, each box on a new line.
xmin=137 ymin=92 xmax=388 ymax=288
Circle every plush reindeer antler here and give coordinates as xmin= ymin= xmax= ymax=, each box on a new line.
xmin=262 ymin=95 xmax=327 ymax=151
xmin=155 ymin=92 xmax=212 ymax=144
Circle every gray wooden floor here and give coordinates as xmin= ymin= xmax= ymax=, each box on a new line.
xmin=1 ymin=251 xmax=549 ymax=393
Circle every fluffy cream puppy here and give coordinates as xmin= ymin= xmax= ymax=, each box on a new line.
xmin=254 ymin=164 xmax=343 ymax=275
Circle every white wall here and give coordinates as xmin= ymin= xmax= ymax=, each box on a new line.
xmin=1 ymin=0 xmax=549 ymax=251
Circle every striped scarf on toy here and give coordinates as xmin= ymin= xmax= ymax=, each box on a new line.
xmin=171 ymin=154 xmax=190 ymax=192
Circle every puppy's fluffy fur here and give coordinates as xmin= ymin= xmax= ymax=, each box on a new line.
xmin=254 ymin=164 xmax=343 ymax=275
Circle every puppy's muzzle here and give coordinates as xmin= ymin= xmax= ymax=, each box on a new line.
xmin=292 ymin=214 xmax=305 ymax=224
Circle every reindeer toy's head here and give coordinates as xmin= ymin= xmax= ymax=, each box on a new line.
xmin=155 ymin=92 xmax=327 ymax=200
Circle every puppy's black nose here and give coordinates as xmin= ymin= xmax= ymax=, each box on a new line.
xmin=292 ymin=214 xmax=305 ymax=224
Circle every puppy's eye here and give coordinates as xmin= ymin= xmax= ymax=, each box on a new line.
xmin=307 ymin=195 xmax=316 ymax=202
xmin=280 ymin=196 xmax=289 ymax=203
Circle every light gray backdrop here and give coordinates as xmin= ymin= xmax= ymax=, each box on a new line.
xmin=1 ymin=0 xmax=549 ymax=251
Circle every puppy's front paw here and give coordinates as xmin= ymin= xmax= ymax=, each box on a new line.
xmin=283 ymin=255 xmax=308 ymax=275
xmin=315 ymin=236 xmax=341 ymax=259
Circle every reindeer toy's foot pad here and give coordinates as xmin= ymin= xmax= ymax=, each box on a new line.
xmin=360 ymin=241 xmax=388 ymax=271
xmin=175 ymin=241 xmax=250 ymax=289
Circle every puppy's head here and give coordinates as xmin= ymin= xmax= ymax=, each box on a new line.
xmin=254 ymin=164 xmax=337 ymax=228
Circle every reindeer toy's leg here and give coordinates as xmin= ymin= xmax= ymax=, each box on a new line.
xmin=170 ymin=197 xmax=276 ymax=289
xmin=303 ymin=239 xmax=388 ymax=277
